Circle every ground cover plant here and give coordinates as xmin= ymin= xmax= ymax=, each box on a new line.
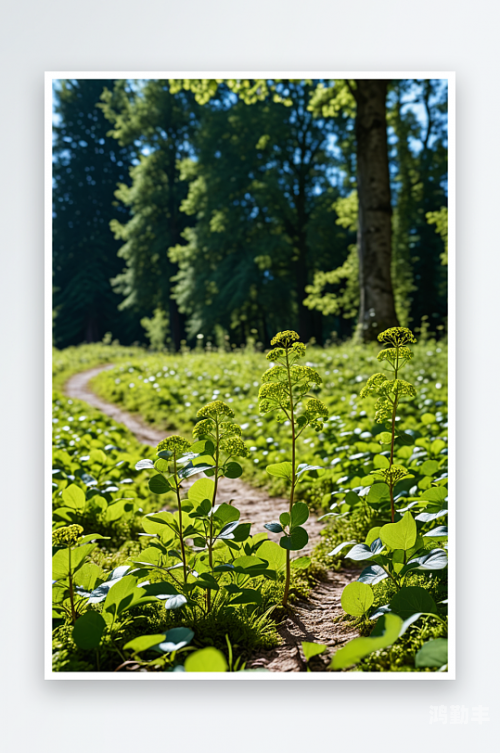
xmin=51 ymin=329 xmax=448 ymax=673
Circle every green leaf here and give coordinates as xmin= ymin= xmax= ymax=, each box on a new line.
xmin=341 ymin=582 xmax=374 ymax=616
xmin=52 ymin=543 xmax=96 ymax=579
xmin=380 ymin=512 xmax=417 ymax=551
xmin=330 ymin=614 xmax=403 ymax=670
xmin=345 ymin=491 xmax=360 ymax=506
xmin=103 ymin=575 xmax=145 ymax=620
xmin=291 ymin=556 xmax=311 ymax=570
xmin=124 ymin=633 xmax=167 ymax=654
xmin=77 ymin=533 xmax=110 ymax=545
xmin=72 ymin=611 xmax=106 ymax=650
xmin=430 ymin=439 xmax=446 ymax=455
xmin=264 ymin=521 xmax=283 ymax=533
xmin=296 ymin=463 xmax=322 ymax=479
xmin=106 ymin=498 xmax=134 ymax=522
xmin=279 ymin=512 xmax=290 ymax=527
xmin=421 ymin=413 xmax=436 ymax=425
xmin=62 ymin=483 xmax=86 ymax=510
xmin=153 ymin=628 xmax=195 ymax=653
xmin=378 ymin=432 xmax=392 ymax=444
xmin=214 ymin=503 xmax=240 ymax=524
xmin=415 ymin=638 xmax=448 ymax=668
xmin=266 ymin=462 xmax=293 ymax=482
xmin=280 ymin=526 xmax=308 ymax=551
xmin=225 ymin=462 xmax=243 ymax=479
xmin=154 ymin=458 xmax=170 ymax=473
xmin=142 ymin=511 xmax=177 ymax=535
xmin=164 ymin=594 xmax=188 ymax=610
xmin=188 ymin=478 xmax=215 ymax=504
xmin=256 ymin=540 xmax=286 ymax=571
xmin=367 ymin=483 xmax=390 ymax=504
xmin=148 ymin=474 xmax=172 ymax=495
xmin=389 ymin=586 xmax=438 ymax=620
xmin=178 ymin=462 xmax=215 ymax=479
xmin=403 ymin=548 xmax=448 ymax=573
xmin=420 ymin=460 xmax=439 ymax=476
xmin=184 ymin=647 xmax=228 ymax=672
xmin=373 ymin=454 xmax=390 ymax=469
xmin=232 ymin=555 xmax=268 ymax=575
xmin=228 ymin=588 xmax=262 ymax=605
xmin=365 ymin=527 xmax=382 ymax=547
xmin=302 ymin=641 xmax=327 ymax=661
xmin=421 ymin=486 xmax=448 ymax=503
xmin=73 ymin=562 xmax=103 ymax=592
xmin=135 ymin=458 xmax=154 ymax=471
xmin=231 ymin=523 xmax=251 ymax=542
xmin=89 ymin=449 xmax=107 ymax=465
xmin=290 ymin=502 xmax=309 ymax=528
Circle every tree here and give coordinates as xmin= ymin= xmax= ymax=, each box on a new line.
xmin=52 ymin=79 xmax=135 ymax=346
xmin=168 ymin=82 xmax=349 ymax=344
xmin=354 ymin=79 xmax=400 ymax=338
xmin=100 ymin=80 xmax=199 ymax=350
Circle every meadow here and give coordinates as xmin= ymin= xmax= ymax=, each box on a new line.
xmin=51 ymin=330 xmax=449 ymax=673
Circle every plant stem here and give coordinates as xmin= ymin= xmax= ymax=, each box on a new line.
xmin=207 ymin=420 xmax=220 ymax=613
xmin=388 ymin=346 xmax=400 ymax=523
xmin=68 ymin=546 xmax=77 ymax=624
xmin=173 ymin=456 xmax=188 ymax=584
xmin=283 ymin=348 xmax=296 ymax=607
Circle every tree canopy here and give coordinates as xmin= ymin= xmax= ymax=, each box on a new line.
xmin=52 ymin=77 xmax=448 ymax=349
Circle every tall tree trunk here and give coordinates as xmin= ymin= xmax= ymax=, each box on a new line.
xmin=355 ymin=79 xmax=399 ymax=341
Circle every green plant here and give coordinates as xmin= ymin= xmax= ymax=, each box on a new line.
xmin=360 ymin=327 xmax=418 ymax=522
xmin=258 ymin=330 xmax=328 ymax=606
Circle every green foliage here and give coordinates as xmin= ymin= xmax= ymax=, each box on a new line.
xmin=327 ymin=328 xmax=448 ymax=672
xmin=426 ymin=207 xmax=448 ymax=265
xmin=52 ymin=79 xmax=137 ymax=347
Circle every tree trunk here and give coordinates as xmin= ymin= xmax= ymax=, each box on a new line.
xmin=355 ymin=79 xmax=399 ymax=341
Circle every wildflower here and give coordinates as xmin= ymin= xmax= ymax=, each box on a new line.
xmin=197 ymin=400 xmax=235 ymax=419
xmin=270 ymin=330 xmax=300 ymax=347
xmin=360 ymin=373 xmax=388 ymax=398
xmin=377 ymin=346 xmax=414 ymax=363
xmin=372 ymin=465 xmax=410 ymax=485
xmin=192 ymin=419 xmax=213 ymax=438
xmin=377 ymin=327 xmax=417 ymax=347
xmin=157 ymin=435 xmax=191 ymax=456
xmin=304 ymin=398 xmax=329 ymax=421
xmin=52 ymin=524 xmax=84 ymax=547
xmin=220 ymin=435 xmax=249 ymax=458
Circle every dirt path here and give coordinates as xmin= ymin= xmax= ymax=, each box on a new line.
xmin=64 ymin=365 xmax=359 ymax=671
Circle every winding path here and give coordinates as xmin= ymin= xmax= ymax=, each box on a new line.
xmin=64 ymin=365 xmax=359 ymax=671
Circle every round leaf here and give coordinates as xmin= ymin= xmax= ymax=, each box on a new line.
xmin=184 ymin=647 xmax=228 ymax=672
xmin=225 ymin=462 xmax=243 ymax=479
xmin=280 ymin=526 xmax=308 ymax=551
xmin=148 ymin=474 xmax=172 ymax=495
xmin=389 ymin=586 xmax=438 ymax=620
xmin=72 ymin=611 xmax=106 ymax=650
xmin=341 ymin=582 xmax=374 ymax=616
xmin=380 ymin=511 xmax=417 ymax=551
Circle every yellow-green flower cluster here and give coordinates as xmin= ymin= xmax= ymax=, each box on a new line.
xmin=377 ymin=346 xmax=414 ymax=364
xmin=379 ymin=379 xmax=417 ymax=399
xmin=220 ymin=422 xmax=242 ymax=437
xmin=266 ymin=341 xmax=306 ymax=362
xmin=374 ymin=398 xmax=392 ymax=424
xmin=360 ymin=373 xmax=388 ymax=398
xmin=258 ymin=381 xmax=288 ymax=414
xmin=377 ymin=327 xmax=417 ymax=347
xmin=372 ymin=465 xmax=410 ymax=485
xmin=197 ymin=400 xmax=235 ymax=420
xmin=220 ymin=435 xmax=249 ymax=458
xmin=52 ymin=524 xmax=84 ymax=547
xmin=304 ymin=398 xmax=328 ymax=421
xmin=157 ymin=435 xmax=191 ymax=456
xmin=270 ymin=330 xmax=300 ymax=347
xmin=192 ymin=419 xmax=213 ymax=438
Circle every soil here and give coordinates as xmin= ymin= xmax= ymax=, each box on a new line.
xmin=64 ymin=365 xmax=359 ymax=672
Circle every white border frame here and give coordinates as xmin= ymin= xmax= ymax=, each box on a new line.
xmin=45 ymin=71 xmax=455 ymax=680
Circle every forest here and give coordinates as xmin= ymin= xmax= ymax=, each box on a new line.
xmin=51 ymin=78 xmax=449 ymax=675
